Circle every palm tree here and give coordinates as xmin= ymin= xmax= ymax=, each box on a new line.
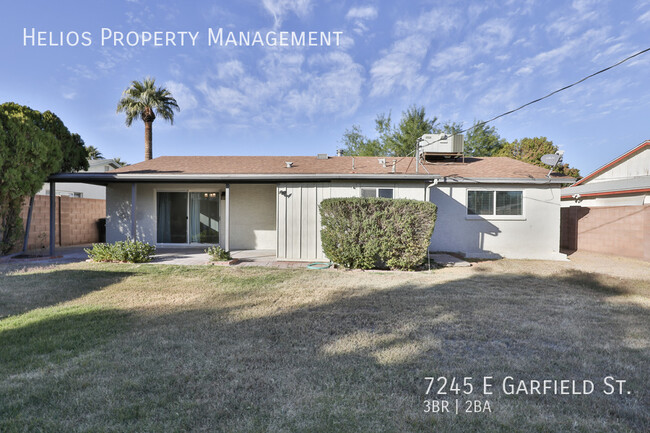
xmin=85 ymin=145 xmax=103 ymax=160
xmin=113 ymin=157 xmax=128 ymax=167
xmin=116 ymin=77 xmax=179 ymax=161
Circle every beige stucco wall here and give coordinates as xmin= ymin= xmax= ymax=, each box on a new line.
xmin=277 ymin=181 xmax=564 ymax=261
xmin=429 ymin=184 xmax=565 ymax=260
xmin=106 ymin=183 xmax=227 ymax=245
xmin=106 ymin=183 xmax=277 ymax=249
xmin=107 ymin=180 xmax=565 ymax=261
xmin=230 ymin=184 xmax=276 ymax=250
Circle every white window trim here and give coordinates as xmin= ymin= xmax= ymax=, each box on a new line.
xmin=358 ymin=186 xmax=394 ymax=198
xmin=465 ymin=188 xmax=526 ymax=221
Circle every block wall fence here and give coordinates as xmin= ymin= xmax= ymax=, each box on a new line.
xmin=15 ymin=195 xmax=106 ymax=251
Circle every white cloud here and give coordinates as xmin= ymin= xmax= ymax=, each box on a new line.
xmin=197 ymin=50 xmax=364 ymax=125
xmin=346 ymin=6 xmax=378 ymax=20
xmin=62 ymin=91 xmax=77 ymax=100
xmin=476 ymin=19 xmax=514 ymax=51
xmin=516 ymin=28 xmax=610 ymax=75
xmin=571 ymin=0 xmax=603 ymax=14
xmin=369 ymin=35 xmax=429 ymax=97
xmin=164 ymin=81 xmax=198 ymax=111
xmin=217 ymin=60 xmax=245 ymax=80
xmin=286 ymin=52 xmax=364 ymax=116
xmin=638 ymin=10 xmax=650 ymax=23
xmin=430 ymin=43 xmax=473 ymax=70
xmin=261 ymin=0 xmax=312 ymax=28
xmin=429 ymin=19 xmax=513 ymax=71
xmin=346 ymin=5 xmax=378 ymax=35
xmin=370 ymin=7 xmax=459 ymax=97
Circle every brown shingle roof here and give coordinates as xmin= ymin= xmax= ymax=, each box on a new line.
xmin=112 ymin=155 xmax=571 ymax=180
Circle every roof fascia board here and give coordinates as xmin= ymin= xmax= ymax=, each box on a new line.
xmin=561 ymin=187 xmax=650 ymax=199
xmin=573 ymin=141 xmax=650 ymax=186
xmin=48 ymin=172 xmax=570 ymax=184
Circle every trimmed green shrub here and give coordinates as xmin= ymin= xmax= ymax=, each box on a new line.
xmin=319 ymin=198 xmax=437 ymax=271
xmin=85 ymin=239 xmax=156 ymax=263
xmin=205 ymin=245 xmax=232 ymax=261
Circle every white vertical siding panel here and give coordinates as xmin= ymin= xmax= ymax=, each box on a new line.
xmin=276 ymin=184 xmax=286 ymax=259
xmin=290 ymin=184 xmax=302 ymax=259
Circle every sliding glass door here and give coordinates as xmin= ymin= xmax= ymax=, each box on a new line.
xmin=157 ymin=191 xmax=220 ymax=244
xmin=189 ymin=192 xmax=219 ymax=243
xmin=157 ymin=192 xmax=188 ymax=243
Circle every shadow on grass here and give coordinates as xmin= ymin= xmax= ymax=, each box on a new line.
xmin=0 ymin=305 xmax=130 ymax=375
xmin=91 ymin=269 xmax=646 ymax=432
xmin=0 ymin=267 xmax=647 ymax=432
xmin=0 ymin=269 xmax=132 ymax=319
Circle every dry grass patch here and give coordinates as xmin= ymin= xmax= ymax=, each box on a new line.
xmin=0 ymin=260 xmax=648 ymax=432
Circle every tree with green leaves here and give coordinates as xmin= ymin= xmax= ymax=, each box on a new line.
xmin=0 ymin=103 xmax=88 ymax=254
xmin=86 ymin=145 xmax=103 ymax=160
xmin=497 ymin=137 xmax=581 ymax=178
xmin=464 ymin=120 xmax=507 ymax=156
xmin=340 ymin=105 xmax=437 ymax=157
xmin=116 ymin=77 xmax=179 ymax=161
xmin=113 ymin=157 xmax=128 ymax=167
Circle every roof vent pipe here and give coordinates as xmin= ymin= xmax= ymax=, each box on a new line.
xmin=285 ymin=161 xmax=293 ymax=168
xmin=336 ymin=149 xmax=343 ymax=157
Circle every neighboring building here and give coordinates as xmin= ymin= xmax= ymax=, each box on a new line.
xmin=561 ymin=141 xmax=650 ymax=261
xmin=51 ymin=155 xmax=572 ymax=261
xmin=38 ymin=159 xmax=122 ymax=199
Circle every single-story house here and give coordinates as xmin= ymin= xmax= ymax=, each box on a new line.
xmin=561 ymin=140 xmax=649 ymax=260
xmin=49 ymin=154 xmax=572 ymax=261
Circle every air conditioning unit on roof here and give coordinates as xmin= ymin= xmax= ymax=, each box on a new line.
xmin=419 ymin=133 xmax=464 ymax=155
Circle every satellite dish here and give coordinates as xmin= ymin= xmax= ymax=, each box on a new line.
xmin=541 ymin=153 xmax=561 ymax=166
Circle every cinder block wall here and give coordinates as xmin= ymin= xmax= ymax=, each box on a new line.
xmin=561 ymin=204 xmax=649 ymax=261
xmin=15 ymin=195 xmax=106 ymax=251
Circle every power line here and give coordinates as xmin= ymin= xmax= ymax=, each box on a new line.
xmin=393 ymin=45 xmax=650 ymax=166
xmin=466 ymin=46 xmax=650 ymax=135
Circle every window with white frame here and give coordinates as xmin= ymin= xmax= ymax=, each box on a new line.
xmin=467 ymin=190 xmax=523 ymax=216
xmin=360 ymin=187 xmax=393 ymax=199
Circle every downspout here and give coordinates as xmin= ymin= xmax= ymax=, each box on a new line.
xmin=225 ymin=183 xmax=230 ymax=251
xmin=424 ymin=179 xmax=439 ymax=201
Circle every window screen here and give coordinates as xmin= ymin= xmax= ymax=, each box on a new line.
xmin=496 ymin=191 xmax=523 ymax=215
xmin=360 ymin=188 xmax=376 ymax=198
xmin=467 ymin=191 xmax=494 ymax=215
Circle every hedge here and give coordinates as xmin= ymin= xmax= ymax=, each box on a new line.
xmin=319 ymin=197 xmax=437 ymax=270
xmin=85 ymin=239 xmax=156 ymax=263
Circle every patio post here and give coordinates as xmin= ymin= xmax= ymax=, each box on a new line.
xmin=131 ymin=183 xmax=137 ymax=240
xmin=49 ymin=181 xmax=55 ymax=257
xmin=225 ymin=183 xmax=230 ymax=251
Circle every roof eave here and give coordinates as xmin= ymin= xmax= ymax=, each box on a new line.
xmin=47 ymin=173 xmax=572 ymax=184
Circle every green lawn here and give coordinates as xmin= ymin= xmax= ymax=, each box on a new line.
xmin=0 ymin=261 xmax=648 ymax=432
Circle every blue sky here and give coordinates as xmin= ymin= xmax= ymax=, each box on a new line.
xmin=1 ymin=0 xmax=649 ymax=175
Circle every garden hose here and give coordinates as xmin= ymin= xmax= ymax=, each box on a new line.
xmin=306 ymin=261 xmax=332 ymax=270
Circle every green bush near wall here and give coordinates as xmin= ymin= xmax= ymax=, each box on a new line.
xmin=85 ymin=239 xmax=156 ymax=263
xmin=319 ymin=198 xmax=437 ymax=270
